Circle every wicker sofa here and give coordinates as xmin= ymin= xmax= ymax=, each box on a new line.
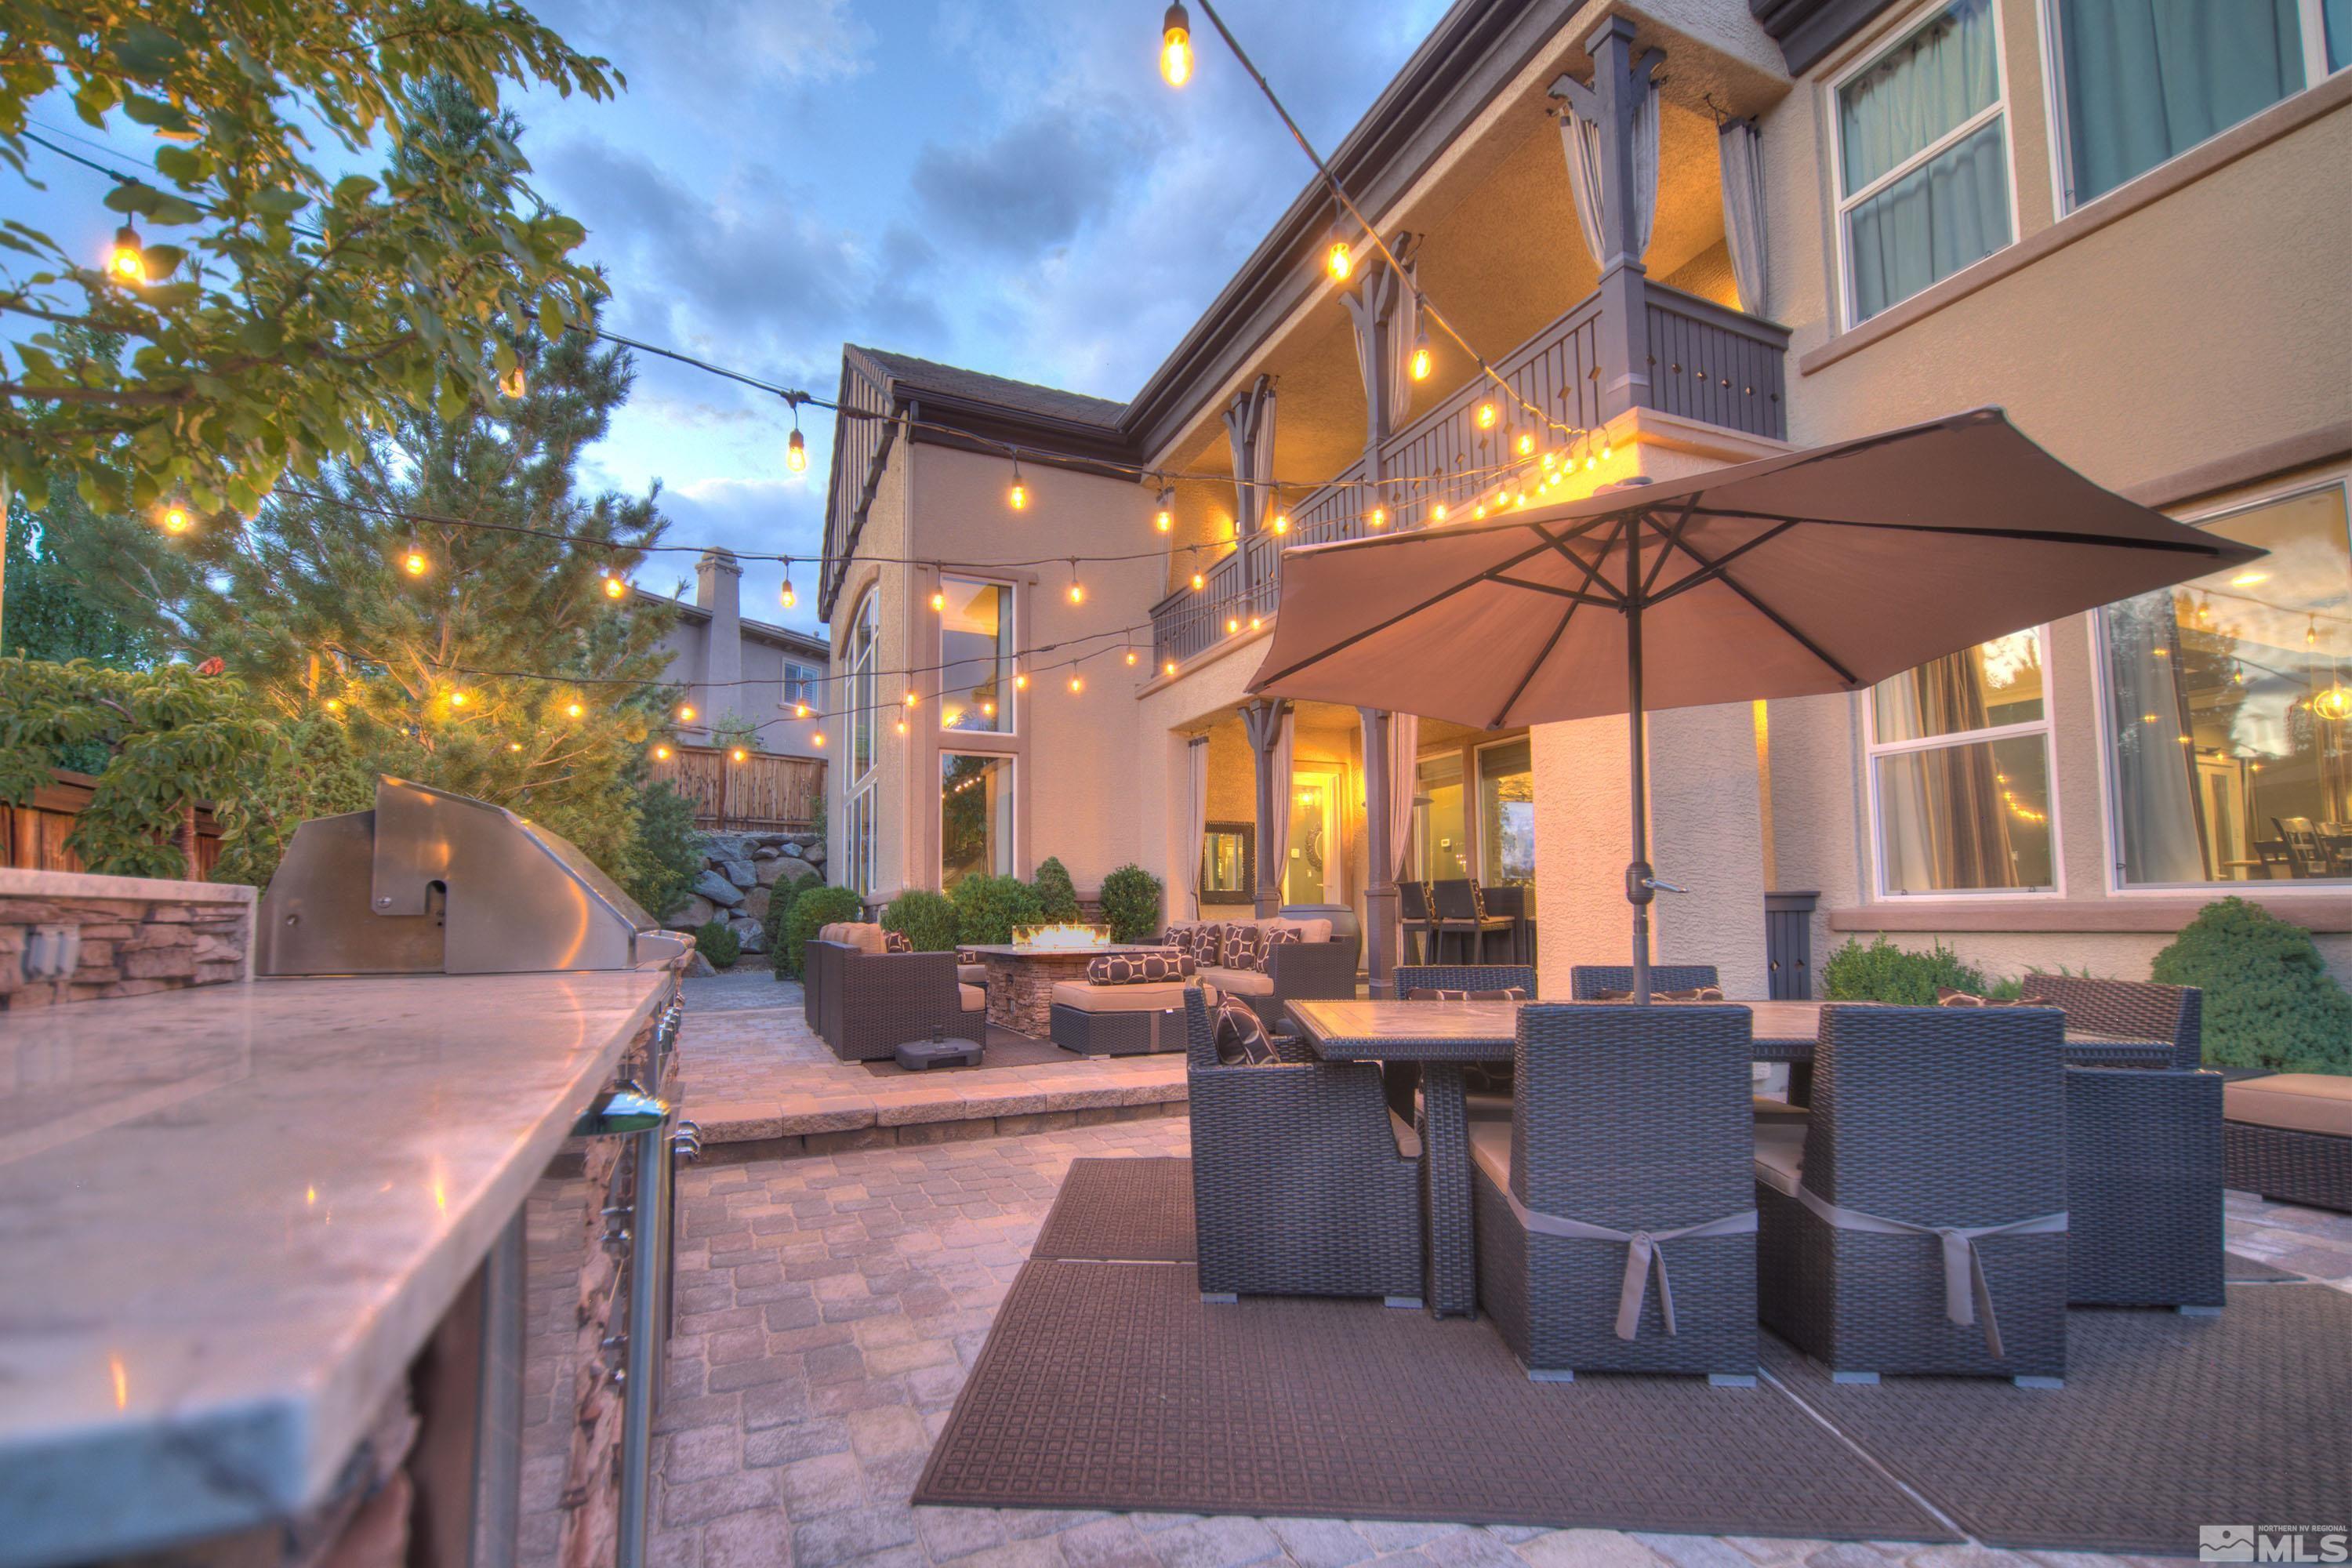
xmin=803 ymin=923 xmax=985 ymax=1062
xmin=1157 ymin=916 xmax=1359 ymax=1032
xmin=2222 ymin=1073 xmax=2352 ymax=1214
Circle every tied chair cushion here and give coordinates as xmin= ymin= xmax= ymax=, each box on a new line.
xmin=1936 ymin=987 xmax=2050 ymax=1007
xmin=1211 ymin=994 xmax=1281 ymax=1065
xmin=1596 ymin=985 xmax=1725 ymax=1004
xmin=883 ymin=930 xmax=913 ymax=953
xmin=1254 ymin=927 xmax=1301 ymax=972
xmin=1087 ymin=949 xmax=1188 ymax=984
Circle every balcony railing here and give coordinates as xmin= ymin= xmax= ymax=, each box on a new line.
xmin=1150 ymin=278 xmax=1788 ymax=670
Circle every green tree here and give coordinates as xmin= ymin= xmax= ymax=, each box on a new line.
xmin=783 ymin=884 xmax=864 ymax=978
xmin=881 ymin=889 xmax=960 ymax=952
xmin=1098 ymin=863 xmax=1165 ymax=943
xmin=1 ymin=7 xmax=616 ymax=517
xmin=628 ymin=779 xmax=701 ymax=924
xmin=2 ymin=479 xmax=176 ymax=673
xmin=1030 ymin=855 xmax=1080 ymax=922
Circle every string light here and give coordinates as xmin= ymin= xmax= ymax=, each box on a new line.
xmin=1272 ymin=511 xmax=1289 ymax=535
xmin=1007 ymin=458 xmax=1028 ymax=511
xmin=1066 ymin=559 xmax=1084 ymax=604
xmin=786 ymin=408 xmax=808 ymax=475
xmin=730 ymin=746 xmax=749 ymax=763
xmin=601 ymin=571 xmax=626 ymax=600
xmin=1155 ymin=488 xmax=1174 ymax=532
xmin=1160 ymin=2 xmax=1193 ymax=86
xmin=1477 ymin=403 xmax=1497 ymax=429
xmin=1516 ymin=433 xmax=1534 ymax=456
xmin=448 ymin=689 xmax=470 ymax=708
xmin=509 ymin=741 xmax=524 ymax=752
xmin=780 ymin=572 xmax=796 ymax=610
xmin=1369 ymin=506 xmax=1386 ymax=528
xmin=1014 ymin=671 xmax=1029 ymax=691
xmin=1191 ymin=570 xmax=1206 ymax=590
xmin=106 ymin=223 xmax=145 ymax=282
xmin=1409 ymin=319 xmax=1431 ymax=382
xmin=902 ymin=689 xmax=918 ymax=709
xmin=402 ymin=543 xmax=429 ymax=576
xmin=499 ymin=365 xmax=527 ymax=399
xmin=655 ymin=743 xmax=672 ymax=760
xmin=1432 ymin=502 xmax=1448 ymax=523
xmin=1325 ymin=232 xmax=1352 ymax=283
xmin=812 ymin=731 xmax=826 ymax=747
xmin=931 ymin=589 xmax=946 ymax=612
xmin=1124 ymin=647 xmax=1139 ymax=666
xmin=158 ymin=503 xmax=193 ymax=535
xmin=1226 ymin=615 xmax=1240 ymax=634
xmin=895 ymin=717 xmax=907 ymax=735
xmin=564 ymin=700 xmax=583 ymax=719
xmin=794 ymin=701 xmax=811 ymax=718
xmin=678 ymin=702 xmax=698 ymax=722
xmin=1068 ymin=673 xmax=1084 ymax=694
xmin=1164 ymin=659 xmax=1178 ymax=677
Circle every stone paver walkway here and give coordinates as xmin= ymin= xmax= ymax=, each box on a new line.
xmin=518 ymin=1111 xmax=2352 ymax=1568
xmin=676 ymin=973 xmax=1185 ymax=1151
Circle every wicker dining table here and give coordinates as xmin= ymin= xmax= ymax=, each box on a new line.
xmin=1287 ymin=996 xmax=2174 ymax=1319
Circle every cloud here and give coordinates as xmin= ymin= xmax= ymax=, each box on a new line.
xmin=909 ymin=103 xmax=1145 ymax=256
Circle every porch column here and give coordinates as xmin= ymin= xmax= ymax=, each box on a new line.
xmin=1341 ymin=237 xmax=1420 ymax=485
xmin=1242 ymin=698 xmax=1290 ymax=916
xmin=1358 ymin=706 xmax=1398 ymax=997
xmin=1222 ymin=375 xmax=1278 ymax=614
xmin=1552 ymin=16 xmax=1661 ymax=422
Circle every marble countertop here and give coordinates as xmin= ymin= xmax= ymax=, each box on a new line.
xmin=0 ymin=969 xmax=672 ymax=1568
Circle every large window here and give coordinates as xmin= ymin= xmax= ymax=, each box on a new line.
xmin=2102 ymin=481 xmax=2352 ymax=887
xmin=942 ymin=753 xmax=1014 ymax=888
xmin=784 ymin=661 xmax=818 ymax=705
xmin=1476 ymin=739 xmax=1537 ymax=889
xmin=939 ymin=576 xmax=1013 ymax=734
xmin=1868 ymin=630 xmax=2056 ymax=894
xmin=1834 ymin=0 xmax=2013 ymax=324
xmin=848 ymin=590 xmax=878 ymax=780
xmin=2049 ymin=0 xmax=2345 ymax=212
xmin=1413 ymin=753 xmax=1468 ymax=882
xmin=845 ymin=786 xmax=875 ymax=899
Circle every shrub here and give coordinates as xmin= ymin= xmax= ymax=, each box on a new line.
xmin=1031 ymin=856 xmax=1081 ymax=922
xmin=883 ymin=889 xmax=960 ymax=951
xmin=764 ymin=876 xmax=806 ymax=978
xmin=782 ymin=884 xmax=865 ymax=978
xmin=1821 ymin=935 xmax=1993 ymax=1005
xmin=1098 ymin=862 xmax=1165 ymax=943
xmin=951 ymin=873 xmax=1044 ymax=946
xmin=628 ymin=781 xmax=702 ymax=925
xmin=2151 ymin=897 xmax=2352 ymax=1073
xmin=694 ymin=919 xmax=741 ymax=969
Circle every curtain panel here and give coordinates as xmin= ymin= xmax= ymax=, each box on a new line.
xmin=1555 ymin=70 xmax=1661 ymax=270
xmin=1717 ymin=118 xmax=1770 ymax=316
xmin=1271 ymin=710 xmax=1295 ymax=895
xmin=1221 ymin=376 xmax=1277 ymax=536
xmin=2056 ymin=0 xmax=2303 ymax=205
xmin=1185 ymin=735 xmax=1210 ymax=916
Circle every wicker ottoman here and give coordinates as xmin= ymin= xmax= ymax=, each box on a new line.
xmin=2223 ymin=1074 xmax=2352 ymax=1214
xmin=1049 ymin=980 xmax=1188 ymax=1056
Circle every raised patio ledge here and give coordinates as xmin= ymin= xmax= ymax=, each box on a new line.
xmin=0 ymin=866 xmax=255 ymax=902
xmin=1797 ymin=71 xmax=2352 ymax=378
xmin=1828 ymin=894 xmax=2352 ymax=935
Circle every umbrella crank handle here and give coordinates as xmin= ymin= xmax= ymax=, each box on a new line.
xmin=1626 ymin=862 xmax=1686 ymax=902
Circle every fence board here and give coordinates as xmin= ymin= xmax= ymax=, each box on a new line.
xmin=652 ymin=746 xmax=824 ymax=831
xmin=2 ymin=771 xmax=225 ymax=879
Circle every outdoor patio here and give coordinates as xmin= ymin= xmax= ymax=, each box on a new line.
xmin=510 ymin=977 xmax=2352 ymax=1568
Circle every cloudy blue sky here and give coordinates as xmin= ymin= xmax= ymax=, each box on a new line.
xmin=14 ymin=2 xmax=1450 ymax=631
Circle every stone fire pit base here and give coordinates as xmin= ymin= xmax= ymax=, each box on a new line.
xmin=965 ymin=944 xmax=1166 ymax=1037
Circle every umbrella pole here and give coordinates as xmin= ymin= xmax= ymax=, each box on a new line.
xmin=1625 ymin=516 xmax=1653 ymax=1005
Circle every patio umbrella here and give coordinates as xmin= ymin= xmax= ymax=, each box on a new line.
xmin=1246 ymin=408 xmax=2263 ymax=998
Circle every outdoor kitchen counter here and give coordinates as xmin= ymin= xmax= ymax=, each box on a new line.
xmin=0 ymin=967 xmax=673 ymax=1568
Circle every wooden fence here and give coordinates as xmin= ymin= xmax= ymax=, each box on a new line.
xmin=652 ymin=745 xmax=824 ymax=831
xmin=2 ymin=770 xmax=226 ymax=880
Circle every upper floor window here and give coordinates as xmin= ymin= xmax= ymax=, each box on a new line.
xmin=1834 ymin=0 xmax=2014 ymax=325
xmin=938 ymin=576 xmax=1014 ymax=735
xmin=2049 ymin=0 xmax=2345 ymax=211
xmin=1867 ymin=629 xmax=2057 ymax=894
xmin=783 ymin=662 xmax=818 ymax=704
xmin=848 ymin=590 xmax=878 ymax=781
xmin=2100 ymin=477 xmax=2351 ymax=887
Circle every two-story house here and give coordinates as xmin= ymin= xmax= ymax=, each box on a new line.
xmin=818 ymin=0 xmax=2350 ymax=992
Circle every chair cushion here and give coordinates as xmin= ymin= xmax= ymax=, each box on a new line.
xmin=1197 ymin=965 xmax=1275 ymax=997
xmin=840 ymin=923 xmax=887 ymax=956
xmin=1936 ymin=986 xmax=2049 ymax=1007
xmin=1468 ymin=1119 xmax=1513 ymax=1189
xmin=1268 ymin=916 xmax=1334 ymax=944
xmin=1212 ymin=994 xmax=1281 ymax=1064
xmin=1255 ymin=927 xmax=1301 ymax=971
xmin=1751 ymin=1095 xmax=1810 ymax=1123
xmin=1595 ymin=985 xmax=1725 ymax=1003
xmin=1188 ymin=922 xmax=1225 ymax=967
xmin=956 ymin=964 xmax=988 ymax=985
xmin=1221 ymin=923 xmax=1267 ymax=971
xmin=2223 ymin=1073 xmax=2352 ymax=1138
xmin=1087 ymin=949 xmax=1187 ymax=984
xmin=1051 ymin=979 xmax=1189 ymax=1014
xmin=1752 ymin=1121 xmax=1807 ymax=1196
xmin=1389 ymin=1110 xmax=1422 ymax=1160
xmin=957 ymin=983 xmax=986 ymax=1013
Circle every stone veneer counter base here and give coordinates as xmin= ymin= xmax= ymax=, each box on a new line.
xmin=965 ymin=944 xmax=1167 ymax=1037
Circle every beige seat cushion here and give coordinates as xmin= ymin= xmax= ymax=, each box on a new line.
xmin=1468 ymin=1119 xmax=1512 ymax=1190
xmin=837 ymin=923 xmax=887 ymax=956
xmin=1268 ymin=916 xmax=1335 ymax=944
xmin=817 ymin=923 xmax=841 ymax=943
xmin=956 ymin=963 xmax=988 ymax=985
xmin=1050 ymin=979 xmax=1189 ymax=1014
xmin=2223 ymin=1073 xmax=2352 ymax=1138
xmin=1752 ymin=1122 xmax=1807 ymax=1196
xmin=958 ymin=983 xmax=986 ymax=1013
xmin=1389 ymin=1110 xmax=1422 ymax=1160
xmin=1752 ymin=1094 xmax=1809 ymax=1124
xmin=1198 ymin=965 xmax=1274 ymax=997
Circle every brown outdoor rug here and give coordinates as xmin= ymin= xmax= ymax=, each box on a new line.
xmin=913 ymin=1258 xmax=1957 ymax=1541
xmin=1032 ymin=1157 xmax=1196 ymax=1262
xmin=2223 ymin=1251 xmax=2304 ymax=1282
xmin=1762 ymin=1283 xmax=2352 ymax=1555
xmin=858 ymin=1027 xmax=1067 ymax=1076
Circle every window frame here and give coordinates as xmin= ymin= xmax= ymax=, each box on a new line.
xmin=1828 ymin=0 xmax=2023 ymax=330
xmin=2038 ymin=0 xmax=2348 ymax=217
xmin=782 ymin=660 xmax=818 ymax=705
xmin=936 ymin=572 xmax=1018 ymax=737
xmin=2092 ymin=466 xmax=2352 ymax=898
xmin=938 ymin=750 xmax=1017 ymax=890
xmin=845 ymin=782 xmax=876 ymax=900
xmin=1472 ymin=733 xmax=1537 ymax=889
xmin=1861 ymin=624 xmax=2067 ymax=899
xmin=848 ymin=589 xmax=879 ymax=785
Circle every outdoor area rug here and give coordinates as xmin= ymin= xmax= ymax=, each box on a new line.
xmin=1763 ymin=1283 xmax=2352 ymax=1555
xmin=1031 ymin=1156 xmax=1196 ymax=1261
xmin=913 ymin=1257 xmax=1956 ymax=1541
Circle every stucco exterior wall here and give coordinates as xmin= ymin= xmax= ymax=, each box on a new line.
xmin=648 ymin=615 xmax=829 ymax=760
xmin=828 ymin=434 xmax=911 ymax=902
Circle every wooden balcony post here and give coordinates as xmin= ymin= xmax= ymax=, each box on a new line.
xmin=1241 ymin=698 xmax=1289 ymax=917
xmin=1555 ymin=16 xmax=1661 ymax=423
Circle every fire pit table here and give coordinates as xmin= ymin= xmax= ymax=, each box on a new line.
xmin=963 ymin=938 xmax=1166 ymax=1037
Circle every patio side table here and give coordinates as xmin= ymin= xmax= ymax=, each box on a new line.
xmin=1290 ymin=999 xmax=1519 ymax=1319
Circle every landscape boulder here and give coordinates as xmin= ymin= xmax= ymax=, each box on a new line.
xmin=693 ymin=869 xmax=745 ymax=909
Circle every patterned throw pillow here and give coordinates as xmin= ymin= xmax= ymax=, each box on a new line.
xmin=1087 ymin=949 xmax=1189 ymax=985
xmin=1221 ymin=924 xmax=1265 ymax=971
xmin=1936 ymin=987 xmax=2049 ymax=1007
xmin=1253 ymin=927 xmax=1302 ymax=973
xmin=1211 ymin=994 xmax=1280 ymax=1065
xmin=957 ymin=949 xmax=981 ymax=964
xmin=883 ymin=930 xmax=913 ymax=953
xmin=1595 ymin=985 xmax=1726 ymax=1004
xmin=1190 ymin=923 xmax=1225 ymax=969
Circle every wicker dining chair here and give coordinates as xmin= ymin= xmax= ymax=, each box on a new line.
xmin=1182 ymin=989 xmax=1425 ymax=1305
xmin=1398 ymin=880 xmax=1436 ymax=966
xmin=1754 ymin=1004 xmax=2069 ymax=1383
xmin=2023 ymin=973 xmax=2202 ymax=1069
xmin=1432 ymin=878 xmax=1515 ymax=963
xmin=1569 ymin=964 xmax=1722 ymax=1000
xmin=1475 ymin=1003 xmax=1759 ymax=1381
xmin=1392 ymin=964 xmax=1537 ymax=1122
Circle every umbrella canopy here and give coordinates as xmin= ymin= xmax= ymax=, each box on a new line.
xmin=1252 ymin=408 xmax=2261 ymax=725
xmin=1247 ymin=408 xmax=2263 ymax=992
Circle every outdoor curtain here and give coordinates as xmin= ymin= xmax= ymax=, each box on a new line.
xmin=1388 ymin=713 xmax=1420 ymax=883
xmin=2055 ymin=0 xmax=2303 ymax=205
xmin=1717 ymin=118 xmax=1769 ymax=316
xmin=1342 ymin=248 xmax=1421 ymax=447
xmin=1185 ymin=735 xmax=1210 ymax=916
xmin=2103 ymin=592 xmax=2210 ymax=883
xmin=1272 ymin=709 xmax=1295 ymax=900
xmin=1838 ymin=0 xmax=2007 ymax=320
xmin=1556 ymin=67 xmax=1659 ymax=269
xmin=1222 ymin=376 xmax=1277 ymax=536
xmin=1874 ymin=657 xmax=2016 ymax=890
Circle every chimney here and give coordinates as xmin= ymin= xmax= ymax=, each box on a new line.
xmin=696 ymin=548 xmax=743 ymax=724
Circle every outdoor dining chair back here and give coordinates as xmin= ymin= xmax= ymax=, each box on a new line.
xmin=1181 ymin=988 xmax=1425 ymax=1305
xmin=1392 ymin=964 xmax=1537 ymax=1120
xmin=1753 ymin=1004 xmax=2069 ymax=1383
xmin=1432 ymin=878 xmax=1513 ymax=963
xmin=2023 ymin=974 xmax=2202 ymax=1069
xmin=1398 ymin=880 xmax=1436 ymax=965
xmin=1569 ymin=964 xmax=1721 ymax=1000
xmin=1472 ymin=1003 xmax=1758 ymax=1381
xmin=2274 ymin=816 xmax=2332 ymax=878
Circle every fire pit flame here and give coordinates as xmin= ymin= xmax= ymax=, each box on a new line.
xmin=1014 ymin=922 xmax=1112 ymax=952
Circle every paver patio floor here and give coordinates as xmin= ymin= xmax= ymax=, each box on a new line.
xmin=520 ymin=1098 xmax=2352 ymax=1568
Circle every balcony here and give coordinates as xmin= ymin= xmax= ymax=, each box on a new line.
xmin=1150 ymin=277 xmax=1789 ymax=670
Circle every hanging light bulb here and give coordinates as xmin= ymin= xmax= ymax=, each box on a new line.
xmin=1160 ymin=2 xmax=1192 ymax=86
xmin=794 ymin=700 xmax=811 ymax=719
xmin=931 ymin=589 xmax=946 ymax=612
xmin=780 ymin=572 xmax=797 ymax=610
xmin=510 ymin=741 xmax=524 ymax=753
xmin=564 ymin=700 xmax=583 ymax=719
xmin=1409 ymin=320 xmax=1432 ymax=382
xmin=1477 ymin=403 xmax=1497 ymax=430
xmin=786 ymin=423 xmax=807 ymax=475
xmin=724 ymin=746 xmax=745 ymax=763
xmin=1226 ymin=615 xmax=1240 ymax=634
xmin=982 ymin=699 xmax=996 ymax=717
xmin=601 ymin=572 xmax=626 ymax=600
xmin=402 ymin=544 xmax=429 ymax=576
xmin=449 ymin=690 xmax=470 ymax=708
xmin=1007 ymin=458 xmax=1027 ymax=510
xmin=1432 ymin=502 xmax=1449 ymax=523
xmin=678 ymin=702 xmax=698 ymax=723
xmin=1125 ymin=647 xmax=1139 ymax=666
xmin=895 ymin=717 xmax=907 ymax=735
xmin=1190 ymin=570 xmax=1205 ymax=591
xmin=1272 ymin=512 xmax=1289 ymax=535
xmin=902 ymin=690 xmax=918 ymax=710
xmin=1155 ymin=488 xmax=1173 ymax=532
xmin=1067 ymin=559 xmax=1084 ymax=604
xmin=1474 ymin=503 xmax=1488 ymax=520
xmin=159 ymin=502 xmax=194 ymax=535
xmin=654 ymin=742 xmax=672 ymax=760
xmin=812 ymin=731 xmax=827 ymax=748
xmin=1370 ymin=506 xmax=1387 ymax=528
xmin=1014 ymin=670 xmax=1029 ymax=691
xmin=106 ymin=223 xmax=147 ymax=283
xmin=1163 ymin=659 xmax=1178 ymax=677
xmin=325 ymin=698 xmax=343 ymax=713
xmin=1600 ymin=430 xmax=1613 ymax=459
xmin=1325 ymin=234 xmax=1352 ymax=283
xmin=499 ymin=364 xmax=527 ymax=399
xmin=1517 ymin=433 xmax=1534 ymax=456
xmin=1249 ymin=615 xmax=1261 ymax=631
xmin=1069 ymin=674 xmax=1084 ymax=694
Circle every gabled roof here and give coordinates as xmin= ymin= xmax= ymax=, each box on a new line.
xmin=848 ymin=347 xmax=1125 ymax=430
xmin=633 ymin=587 xmax=830 ymax=662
